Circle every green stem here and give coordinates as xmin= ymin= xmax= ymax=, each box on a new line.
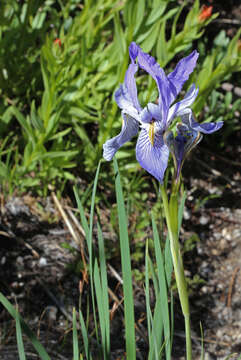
xmin=160 ymin=185 xmax=192 ymax=360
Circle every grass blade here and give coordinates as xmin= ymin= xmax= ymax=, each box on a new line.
xmin=145 ymin=241 xmax=151 ymax=346
xmin=74 ymin=161 xmax=102 ymax=350
xmin=16 ymin=306 xmax=26 ymax=360
xmin=0 ymin=293 xmax=51 ymax=360
xmin=148 ymin=256 xmax=164 ymax=360
xmin=152 ymin=213 xmax=171 ymax=359
xmin=73 ymin=308 xmax=79 ymax=360
xmin=79 ymin=310 xmax=92 ymax=360
xmin=113 ymin=157 xmax=136 ymax=360
xmin=97 ymin=222 xmax=110 ymax=355
xmin=94 ymin=258 xmax=107 ymax=360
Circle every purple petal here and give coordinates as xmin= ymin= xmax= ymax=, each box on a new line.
xmin=103 ymin=113 xmax=139 ymax=161
xmin=146 ymin=103 xmax=162 ymax=122
xmin=129 ymin=42 xmax=139 ymax=63
xmin=167 ymin=50 xmax=199 ymax=104
xmin=114 ymin=42 xmax=142 ymax=114
xmin=136 ymin=128 xmax=169 ymax=182
xmin=164 ymin=131 xmax=185 ymax=179
xmin=124 ymin=45 xmax=142 ymax=111
xmin=114 ymin=85 xmax=140 ymax=120
xmin=136 ymin=46 xmax=171 ymax=125
xmin=167 ymin=84 xmax=199 ymax=126
xmin=189 ymin=118 xmax=223 ymax=134
xmin=140 ymin=107 xmax=152 ymax=123
xmin=137 ymin=47 xmax=164 ymax=79
xmin=139 ymin=103 xmax=163 ymax=124
xmin=182 ymin=112 xmax=223 ymax=134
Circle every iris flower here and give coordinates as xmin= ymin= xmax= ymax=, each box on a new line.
xmin=164 ymin=110 xmax=223 ymax=179
xmin=103 ymin=42 xmax=223 ymax=182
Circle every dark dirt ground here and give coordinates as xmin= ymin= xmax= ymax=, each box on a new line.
xmin=1 ymin=1 xmax=241 ymax=359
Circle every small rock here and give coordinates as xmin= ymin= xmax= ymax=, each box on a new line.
xmin=234 ymin=87 xmax=241 ymax=97
xmin=183 ymin=208 xmax=191 ymax=220
xmin=39 ymin=257 xmax=47 ymax=267
xmin=201 ymin=286 xmax=209 ymax=294
xmin=211 ymin=248 xmax=219 ymax=256
xmin=199 ymin=215 xmax=210 ymax=225
xmin=46 ymin=306 xmax=58 ymax=322
xmin=219 ymin=238 xmax=228 ymax=251
xmin=184 ymin=270 xmax=191 ymax=277
xmin=221 ymin=82 xmax=233 ymax=92
xmin=1 ymin=256 xmax=6 ymax=265
xmin=16 ymin=256 xmax=24 ymax=266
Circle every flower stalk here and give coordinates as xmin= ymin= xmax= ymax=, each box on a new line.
xmin=160 ymin=183 xmax=192 ymax=360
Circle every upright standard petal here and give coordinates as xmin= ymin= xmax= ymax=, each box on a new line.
xmin=124 ymin=44 xmax=142 ymax=112
xmin=136 ymin=45 xmax=171 ymax=125
xmin=114 ymin=42 xmax=141 ymax=116
xmin=167 ymin=84 xmax=199 ymax=126
xmin=115 ymin=85 xmax=140 ymax=120
xmin=136 ymin=128 xmax=169 ymax=183
xmin=167 ymin=50 xmax=199 ymax=104
xmin=103 ymin=112 xmax=139 ymax=161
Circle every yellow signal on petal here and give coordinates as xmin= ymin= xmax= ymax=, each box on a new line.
xmin=148 ymin=121 xmax=155 ymax=146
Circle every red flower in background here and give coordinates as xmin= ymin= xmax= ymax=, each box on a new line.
xmin=198 ymin=5 xmax=213 ymax=22
xmin=54 ymin=38 xmax=62 ymax=47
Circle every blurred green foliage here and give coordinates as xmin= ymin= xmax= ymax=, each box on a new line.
xmin=0 ymin=0 xmax=240 ymax=195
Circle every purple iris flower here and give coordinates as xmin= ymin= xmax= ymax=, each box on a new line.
xmin=164 ymin=110 xmax=223 ymax=179
xmin=103 ymin=42 xmax=222 ymax=182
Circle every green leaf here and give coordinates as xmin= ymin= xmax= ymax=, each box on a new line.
xmin=156 ymin=21 xmax=168 ymax=67
xmin=113 ymin=157 xmax=136 ymax=360
xmin=16 ymin=307 xmax=26 ymax=360
xmin=79 ymin=310 xmax=92 ymax=360
xmin=146 ymin=3 xmax=166 ymax=26
xmin=152 ymin=213 xmax=171 ymax=359
xmin=113 ymin=12 xmax=126 ymax=59
xmin=11 ymin=107 xmax=35 ymax=143
xmin=73 ymin=308 xmax=79 ymax=360
xmin=133 ymin=0 xmax=146 ymax=35
xmin=139 ymin=20 xmax=162 ymax=53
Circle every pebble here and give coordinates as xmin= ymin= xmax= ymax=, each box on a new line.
xmin=222 ymin=307 xmax=232 ymax=322
xmin=234 ymin=86 xmax=241 ymax=97
xmin=221 ymin=82 xmax=233 ymax=92
xmin=197 ymin=245 xmax=204 ymax=255
xmin=46 ymin=306 xmax=57 ymax=322
xmin=199 ymin=215 xmax=210 ymax=225
xmin=211 ymin=248 xmax=219 ymax=256
xmin=39 ymin=257 xmax=47 ymax=267
xmin=222 ymin=228 xmax=232 ymax=241
xmin=184 ymin=270 xmax=191 ymax=277
xmin=217 ymin=283 xmax=224 ymax=291
xmin=16 ymin=256 xmax=24 ymax=266
xmin=219 ymin=238 xmax=228 ymax=251
xmin=201 ymin=286 xmax=209 ymax=294
xmin=183 ymin=208 xmax=191 ymax=220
